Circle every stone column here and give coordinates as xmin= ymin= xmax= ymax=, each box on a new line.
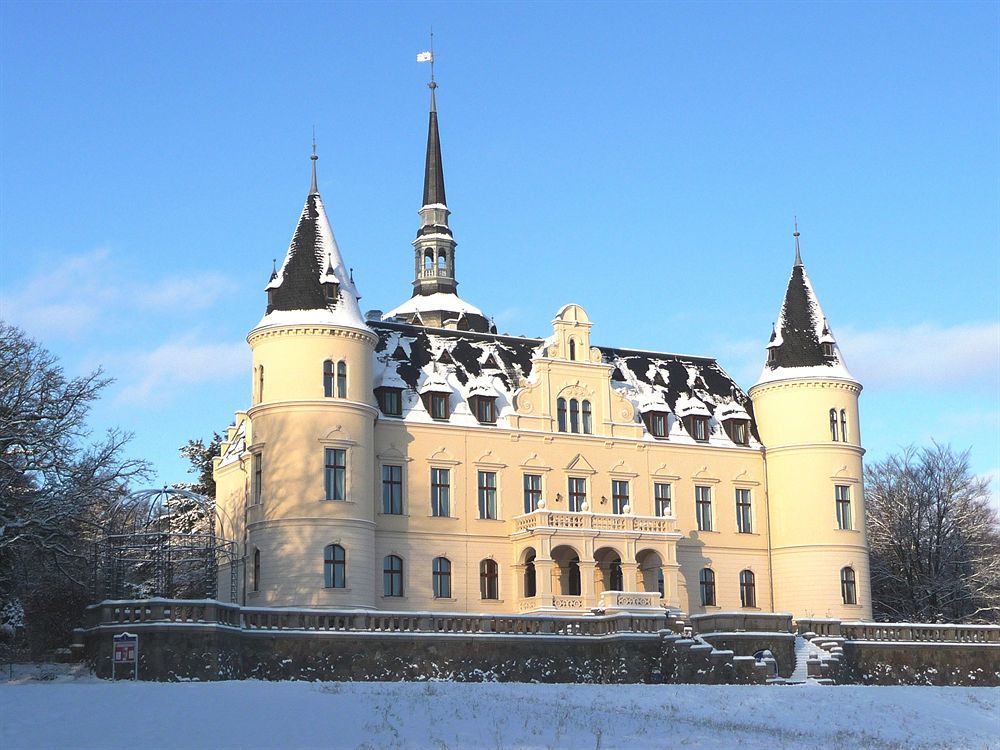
xmin=624 ymin=563 xmax=639 ymax=592
xmin=535 ymin=559 xmax=555 ymax=597
xmin=579 ymin=561 xmax=597 ymax=604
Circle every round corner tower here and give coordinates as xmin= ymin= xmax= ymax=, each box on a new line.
xmin=749 ymin=229 xmax=872 ymax=620
xmin=242 ymin=153 xmax=379 ymax=609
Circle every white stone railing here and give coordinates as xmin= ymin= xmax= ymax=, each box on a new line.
xmin=599 ymin=591 xmax=663 ymax=611
xmin=86 ymin=599 xmax=670 ymax=638
xmin=797 ymin=618 xmax=1000 ymax=643
xmin=513 ymin=510 xmax=677 ymax=535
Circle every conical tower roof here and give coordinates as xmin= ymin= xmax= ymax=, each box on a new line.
xmin=754 ymin=229 xmax=855 ymax=386
xmin=253 ymin=154 xmax=368 ymax=332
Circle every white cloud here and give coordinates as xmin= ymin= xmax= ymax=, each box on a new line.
xmin=114 ymin=338 xmax=249 ymax=406
xmin=836 ymin=322 xmax=999 ymax=390
xmin=0 ymin=248 xmax=238 ymax=340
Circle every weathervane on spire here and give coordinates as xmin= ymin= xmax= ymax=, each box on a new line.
xmin=417 ymin=30 xmax=437 ymax=111
xmin=793 ymin=216 xmax=802 ymax=266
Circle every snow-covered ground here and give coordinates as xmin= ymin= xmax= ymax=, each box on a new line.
xmin=1 ymin=665 xmax=997 ymax=749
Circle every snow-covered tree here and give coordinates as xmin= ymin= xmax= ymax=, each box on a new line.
xmin=866 ymin=443 xmax=1000 ymax=624
xmin=0 ymin=321 xmax=148 ymax=651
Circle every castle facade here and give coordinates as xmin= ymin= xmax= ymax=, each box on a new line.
xmin=213 ymin=83 xmax=871 ymax=621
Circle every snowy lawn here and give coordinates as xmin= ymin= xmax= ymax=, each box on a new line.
xmin=1 ymin=666 xmax=997 ymax=749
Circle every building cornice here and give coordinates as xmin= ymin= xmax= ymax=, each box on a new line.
xmin=749 ymin=378 xmax=862 ymax=398
xmin=247 ymin=324 xmax=378 ymax=348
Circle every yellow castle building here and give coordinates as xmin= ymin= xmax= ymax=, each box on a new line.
xmin=213 ymin=83 xmax=871 ymax=622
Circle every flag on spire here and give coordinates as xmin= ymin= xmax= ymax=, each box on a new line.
xmin=416 ymin=51 xmax=433 ymax=63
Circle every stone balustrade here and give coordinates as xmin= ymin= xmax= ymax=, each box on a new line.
xmin=598 ymin=591 xmax=663 ymax=612
xmin=690 ymin=611 xmax=793 ymax=635
xmin=796 ymin=618 xmax=1000 ymax=644
xmin=513 ymin=510 xmax=677 ymax=535
xmin=85 ymin=599 xmax=670 ymax=638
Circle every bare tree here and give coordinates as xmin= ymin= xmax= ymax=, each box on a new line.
xmin=866 ymin=443 xmax=1000 ymax=623
xmin=0 ymin=321 xmax=149 ymax=650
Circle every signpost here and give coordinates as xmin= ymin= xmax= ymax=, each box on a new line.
xmin=112 ymin=632 xmax=138 ymax=680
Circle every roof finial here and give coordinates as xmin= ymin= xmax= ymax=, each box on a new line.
xmin=418 ymin=30 xmax=437 ymax=112
xmin=793 ymin=216 xmax=802 ymax=266
xmin=310 ymin=127 xmax=319 ymax=195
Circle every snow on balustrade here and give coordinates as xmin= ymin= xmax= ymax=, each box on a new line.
xmin=513 ymin=510 xmax=677 ymax=535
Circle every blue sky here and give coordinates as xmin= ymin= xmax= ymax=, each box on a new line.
xmin=1 ymin=1 xmax=997 ymax=500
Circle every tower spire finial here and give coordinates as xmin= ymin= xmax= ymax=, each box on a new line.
xmin=310 ymin=127 xmax=319 ymax=195
xmin=793 ymin=216 xmax=802 ymax=266
xmin=428 ymin=29 xmax=437 ymax=112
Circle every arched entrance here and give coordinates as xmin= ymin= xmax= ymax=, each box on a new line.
xmin=637 ymin=549 xmax=665 ymax=598
xmin=521 ymin=547 xmax=537 ymax=598
xmin=594 ymin=546 xmax=624 ymax=593
xmin=551 ymin=545 xmax=581 ymax=596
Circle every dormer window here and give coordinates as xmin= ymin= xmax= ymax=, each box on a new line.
xmin=375 ymin=387 xmax=403 ymax=417
xmin=767 ymin=347 xmax=777 ymax=365
xmin=822 ymin=342 xmax=835 ymax=357
xmin=470 ymin=395 xmax=497 ymax=424
xmin=422 ymin=391 xmax=450 ymax=420
xmin=684 ymin=415 xmax=710 ymax=442
xmin=642 ymin=411 xmax=669 ymax=439
xmin=724 ymin=419 xmax=750 ymax=445
xmin=321 ymin=281 xmax=339 ymax=306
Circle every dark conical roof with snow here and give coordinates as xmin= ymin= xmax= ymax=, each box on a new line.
xmin=754 ymin=235 xmax=855 ymax=387
xmin=422 ymin=85 xmax=446 ymax=208
xmin=253 ymin=160 xmax=368 ymax=332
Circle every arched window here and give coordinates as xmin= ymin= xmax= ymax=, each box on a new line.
xmin=569 ymin=339 xmax=576 ymax=360
xmin=581 ymin=400 xmax=592 ymax=434
xmin=437 ymin=250 xmax=447 ymax=270
xmin=252 ymin=549 xmax=260 ymax=592
xmin=569 ymin=399 xmax=580 ymax=433
xmin=567 ymin=556 xmax=581 ymax=596
xmin=324 ymin=544 xmax=346 ymax=588
xmin=840 ymin=409 xmax=848 ymax=443
xmin=699 ymin=568 xmax=716 ymax=607
xmin=841 ymin=566 xmax=857 ymax=605
xmin=323 ymin=360 xmax=334 ymax=397
xmin=480 ymin=559 xmax=499 ymax=600
xmin=557 ymin=398 xmax=567 ymax=432
xmin=423 ymin=250 xmax=433 ymax=270
xmin=739 ymin=569 xmax=756 ymax=608
xmin=383 ymin=555 xmax=404 ymax=597
xmin=432 ymin=557 xmax=452 ymax=598
xmin=258 ymin=365 xmax=264 ymax=404
xmin=524 ymin=552 xmax=537 ymax=598
xmin=336 ymin=361 xmax=347 ymax=398
xmin=829 ymin=408 xmax=838 ymax=441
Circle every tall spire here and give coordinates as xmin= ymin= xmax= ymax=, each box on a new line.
xmin=422 ymin=86 xmax=446 ymax=207
xmin=310 ymin=129 xmax=319 ymax=195
xmin=793 ymin=216 xmax=802 ymax=266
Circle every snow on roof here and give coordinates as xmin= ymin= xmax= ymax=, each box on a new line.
xmin=383 ymin=292 xmax=485 ymax=320
xmin=219 ymin=420 xmax=246 ymax=468
xmin=372 ymin=321 xmax=759 ymax=445
xmin=754 ymin=263 xmax=855 ymax=388
xmin=255 ymin=192 xmax=370 ymax=333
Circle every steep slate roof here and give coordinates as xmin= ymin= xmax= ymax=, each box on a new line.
xmin=371 ymin=320 xmax=758 ymax=445
xmin=754 ymin=242 xmax=854 ymax=386
xmin=254 ymin=173 xmax=368 ymax=332
xmin=422 ymin=86 xmax=447 ymax=208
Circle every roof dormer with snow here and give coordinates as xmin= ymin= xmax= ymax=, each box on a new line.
xmin=253 ymin=149 xmax=370 ymax=334
xmin=753 ymin=226 xmax=856 ymax=387
xmin=383 ymin=77 xmax=493 ymax=334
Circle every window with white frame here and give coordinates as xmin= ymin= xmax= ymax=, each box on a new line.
xmin=735 ymin=488 xmax=752 ymax=533
xmin=654 ymin=482 xmax=672 ymax=517
xmin=383 ymin=555 xmax=403 ymax=597
xmin=523 ymin=474 xmax=542 ymax=513
xmin=432 ymin=556 xmax=452 ymax=598
xmin=695 ymin=485 xmax=713 ymax=531
xmin=699 ymin=568 xmax=716 ymax=606
xmin=431 ymin=468 xmax=451 ymax=517
xmin=382 ymin=465 xmax=403 ymax=515
xmin=568 ymin=477 xmax=587 ymax=512
xmin=841 ymin=566 xmax=857 ymax=605
xmin=836 ymin=485 xmax=852 ymax=530
xmin=480 ymin=559 xmax=499 ymax=600
xmin=611 ymin=480 xmax=629 ymax=514
xmin=324 ymin=448 xmax=346 ymax=501
xmin=478 ymin=471 xmax=498 ymax=519
xmin=323 ymin=544 xmax=346 ymax=588
xmin=739 ymin=569 xmax=756 ymax=608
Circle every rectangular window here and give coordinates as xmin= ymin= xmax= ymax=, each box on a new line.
xmin=644 ymin=412 xmax=668 ymax=438
xmin=736 ymin=488 xmax=753 ymax=533
xmin=472 ymin=396 xmax=496 ymax=424
xmin=251 ymin=453 xmax=262 ymax=505
xmin=836 ymin=485 xmax=852 ymax=530
xmin=568 ymin=477 xmax=587 ymax=512
xmin=376 ymin=387 xmax=403 ymax=417
xmin=611 ymin=480 xmax=629 ymax=514
xmin=725 ymin=420 xmax=749 ymax=445
xmin=429 ymin=393 xmax=449 ymax=420
xmin=382 ymin=465 xmax=403 ymax=515
xmin=654 ymin=483 xmax=672 ymax=517
xmin=523 ymin=474 xmax=542 ymax=513
xmin=324 ymin=448 xmax=346 ymax=501
xmin=431 ymin=468 xmax=451 ymax=517
xmin=478 ymin=471 xmax=498 ymax=519
xmin=692 ymin=417 xmax=709 ymax=441
xmin=695 ymin=486 xmax=713 ymax=531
